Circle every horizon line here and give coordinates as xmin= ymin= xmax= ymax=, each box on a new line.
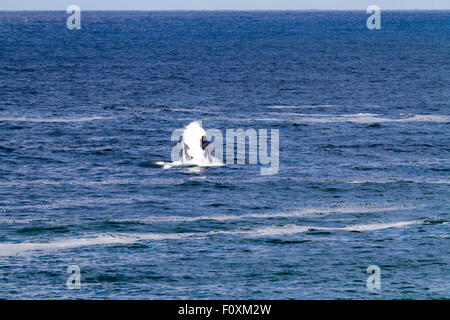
xmin=1 ymin=9 xmax=449 ymax=12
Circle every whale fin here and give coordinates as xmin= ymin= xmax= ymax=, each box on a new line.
xmin=201 ymin=135 xmax=211 ymax=150
xmin=182 ymin=142 xmax=193 ymax=161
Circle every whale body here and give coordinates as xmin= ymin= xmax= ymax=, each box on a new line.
xmin=181 ymin=121 xmax=212 ymax=166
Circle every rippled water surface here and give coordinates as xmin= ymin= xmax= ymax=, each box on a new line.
xmin=0 ymin=11 xmax=449 ymax=299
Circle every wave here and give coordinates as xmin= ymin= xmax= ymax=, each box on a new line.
xmin=0 ymin=116 xmax=109 ymax=123
xmin=291 ymin=114 xmax=449 ymax=123
xmin=0 ymin=232 xmax=194 ymax=256
xmin=243 ymin=176 xmax=450 ymax=185
xmin=112 ymin=204 xmax=414 ymax=223
xmin=0 ymin=203 xmax=414 ymax=222
xmin=340 ymin=220 xmax=422 ymax=231
xmin=2 ymin=175 xmax=445 ymax=188
xmin=0 ymin=218 xmax=46 ymax=224
xmin=255 ymin=113 xmax=450 ymax=123
xmin=169 ymin=108 xmax=203 ymax=113
xmin=0 ymin=177 xmax=185 ymax=187
xmin=268 ymin=105 xmax=336 ymax=109
xmin=236 ymin=220 xmax=424 ymax=236
xmin=1 ymin=195 xmax=165 ymax=211
xmin=0 ymin=219 xmax=426 ymax=256
xmin=345 ymin=178 xmax=450 ymax=184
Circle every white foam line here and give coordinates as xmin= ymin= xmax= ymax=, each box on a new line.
xmin=0 ymin=116 xmax=110 ymax=123
xmin=340 ymin=220 xmax=422 ymax=232
xmin=0 ymin=232 xmax=196 ymax=256
xmin=2 ymin=176 xmax=445 ymax=188
xmin=255 ymin=114 xmax=450 ymax=123
xmin=118 ymin=205 xmax=414 ymax=223
xmin=0 ymin=205 xmax=413 ymax=224
xmin=301 ymin=114 xmax=450 ymax=123
xmin=0 ymin=177 xmax=184 ymax=187
xmin=268 ymin=105 xmax=336 ymax=109
xmin=0 ymin=205 xmax=416 ymax=225
xmin=235 ymin=220 xmax=424 ymax=236
xmin=2 ymin=195 xmax=165 ymax=211
xmin=170 ymin=108 xmax=202 ymax=113
xmin=0 ymin=218 xmax=44 ymax=224
xmin=346 ymin=178 xmax=450 ymax=184
xmin=0 ymin=220 xmax=424 ymax=256
xmin=268 ymin=112 xmax=380 ymax=117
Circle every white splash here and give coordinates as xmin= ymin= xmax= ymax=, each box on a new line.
xmin=181 ymin=121 xmax=210 ymax=165
xmin=163 ymin=121 xmax=222 ymax=169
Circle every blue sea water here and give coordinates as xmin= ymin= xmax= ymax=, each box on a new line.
xmin=0 ymin=11 xmax=449 ymax=299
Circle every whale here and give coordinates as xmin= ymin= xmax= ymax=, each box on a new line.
xmin=161 ymin=121 xmax=222 ymax=170
xmin=181 ymin=121 xmax=213 ymax=166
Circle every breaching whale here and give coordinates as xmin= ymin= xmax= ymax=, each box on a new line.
xmin=180 ymin=121 xmax=213 ymax=166
xmin=159 ymin=121 xmax=222 ymax=170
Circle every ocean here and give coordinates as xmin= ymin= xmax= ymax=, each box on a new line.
xmin=0 ymin=11 xmax=448 ymax=299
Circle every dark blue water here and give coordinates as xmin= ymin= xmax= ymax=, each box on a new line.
xmin=0 ymin=11 xmax=449 ymax=299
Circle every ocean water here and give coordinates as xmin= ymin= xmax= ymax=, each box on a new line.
xmin=0 ymin=11 xmax=448 ymax=299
